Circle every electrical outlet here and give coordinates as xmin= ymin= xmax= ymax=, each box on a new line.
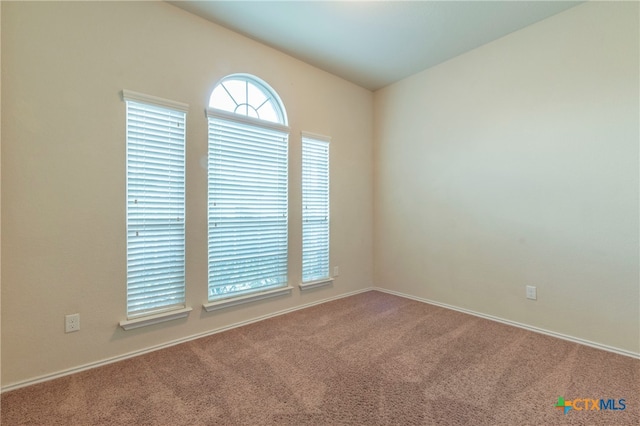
xmin=526 ymin=285 xmax=537 ymax=300
xmin=65 ymin=313 xmax=80 ymax=333
xmin=333 ymin=266 xmax=340 ymax=277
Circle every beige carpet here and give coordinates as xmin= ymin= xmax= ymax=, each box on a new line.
xmin=2 ymin=291 xmax=639 ymax=425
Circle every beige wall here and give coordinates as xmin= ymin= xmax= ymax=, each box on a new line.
xmin=1 ymin=1 xmax=373 ymax=387
xmin=374 ymin=2 xmax=639 ymax=353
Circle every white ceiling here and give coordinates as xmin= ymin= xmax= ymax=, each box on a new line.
xmin=169 ymin=1 xmax=583 ymax=91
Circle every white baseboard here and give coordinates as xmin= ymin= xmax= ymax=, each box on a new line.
xmin=373 ymin=287 xmax=640 ymax=360
xmin=5 ymin=285 xmax=636 ymax=393
xmin=1 ymin=287 xmax=374 ymax=393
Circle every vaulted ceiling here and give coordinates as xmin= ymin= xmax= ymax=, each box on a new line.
xmin=170 ymin=1 xmax=582 ymax=91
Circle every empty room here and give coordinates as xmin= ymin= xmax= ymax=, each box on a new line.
xmin=1 ymin=1 xmax=638 ymax=424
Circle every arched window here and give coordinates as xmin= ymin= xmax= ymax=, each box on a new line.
xmin=208 ymin=74 xmax=287 ymax=125
xmin=205 ymin=74 xmax=291 ymax=308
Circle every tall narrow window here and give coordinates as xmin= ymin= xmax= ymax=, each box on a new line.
xmin=301 ymin=133 xmax=330 ymax=284
xmin=206 ymin=75 xmax=290 ymax=305
xmin=124 ymin=90 xmax=187 ymax=318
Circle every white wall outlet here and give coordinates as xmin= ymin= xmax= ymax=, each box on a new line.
xmin=65 ymin=313 xmax=80 ymax=333
xmin=526 ymin=285 xmax=537 ymax=300
xmin=333 ymin=266 xmax=340 ymax=277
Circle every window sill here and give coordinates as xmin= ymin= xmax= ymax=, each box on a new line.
xmin=119 ymin=307 xmax=192 ymax=330
xmin=299 ymin=278 xmax=334 ymax=291
xmin=203 ymin=286 xmax=294 ymax=312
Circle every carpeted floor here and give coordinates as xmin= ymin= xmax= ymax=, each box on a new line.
xmin=2 ymin=290 xmax=639 ymax=425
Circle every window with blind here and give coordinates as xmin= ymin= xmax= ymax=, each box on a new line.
xmin=123 ymin=90 xmax=188 ymax=318
xmin=206 ymin=75 xmax=290 ymax=304
xmin=302 ymin=133 xmax=330 ymax=284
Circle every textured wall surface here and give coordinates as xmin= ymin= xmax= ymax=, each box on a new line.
xmin=1 ymin=1 xmax=373 ymax=387
xmin=374 ymin=2 xmax=639 ymax=354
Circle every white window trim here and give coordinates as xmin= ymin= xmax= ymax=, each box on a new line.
xmin=206 ymin=107 xmax=290 ymax=133
xmin=206 ymin=81 xmax=290 ymax=303
xmin=122 ymin=90 xmax=189 ymax=112
xmin=209 ymin=73 xmax=288 ymax=125
xmin=299 ymin=278 xmax=334 ymax=291
xmin=203 ymin=285 xmax=294 ymax=312
xmin=123 ymin=89 xmax=189 ymax=319
xmin=301 ymin=131 xmax=331 ymax=143
xmin=119 ymin=307 xmax=193 ymax=331
xmin=301 ymin=131 xmax=331 ymax=284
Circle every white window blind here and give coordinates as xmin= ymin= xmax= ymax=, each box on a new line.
xmin=207 ymin=110 xmax=289 ymax=300
xmin=302 ymin=133 xmax=330 ymax=282
xmin=124 ymin=90 xmax=187 ymax=317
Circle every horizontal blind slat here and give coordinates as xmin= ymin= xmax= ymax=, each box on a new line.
xmin=302 ymin=136 xmax=330 ymax=283
xmin=126 ymin=98 xmax=186 ymax=316
xmin=208 ymin=114 xmax=289 ymax=300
